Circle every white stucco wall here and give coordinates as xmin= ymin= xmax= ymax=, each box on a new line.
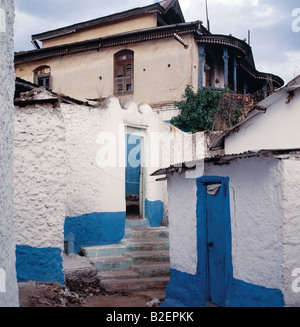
xmin=0 ymin=0 xmax=19 ymax=307
xmin=61 ymin=101 xmax=124 ymax=217
xmin=13 ymin=104 xmax=66 ymax=250
xmin=167 ymin=173 xmax=198 ymax=275
xmin=225 ymin=88 xmax=300 ymax=154
xmin=60 ymin=95 xmax=206 ymax=219
xmin=205 ymin=157 xmax=285 ymax=291
xmin=167 ymin=156 xmax=290 ymax=296
xmin=61 ymin=97 xmax=172 ymax=217
xmin=281 ymin=158 xmax=300 ymax=307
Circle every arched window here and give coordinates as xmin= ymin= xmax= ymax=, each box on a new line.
xmin=114 ymin=50 xmax=134 ymax=95
xmin=34 ymin=65 xmax=51 ymax=89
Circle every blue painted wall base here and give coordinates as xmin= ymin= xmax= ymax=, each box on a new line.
xmin=145 ymin=200 xmax=164 ymax=227
xmin=16 ymin=245 xmax=65 ymax=285
xmin=161 ymin=269 xmax=284 ymax=307
xmin=161 ymin=269 xmax=207 ymax=307
xmin=64 ymin=212 xmax=126 ymax=253
xmin=226 ymin=278 xmax=284 ymax=307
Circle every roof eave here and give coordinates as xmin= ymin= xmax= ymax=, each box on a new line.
xmin=16 ymin=21 xmax=200 ymax=64
xmin=32 ymin=3 xmax=164 ymax=42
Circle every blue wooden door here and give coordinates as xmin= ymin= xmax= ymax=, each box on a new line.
xmin=206 ymin=183 xmax=226 ymax=306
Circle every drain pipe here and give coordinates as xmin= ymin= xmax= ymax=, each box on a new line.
xmin=173 ymin=33 xmax=189 ymax=48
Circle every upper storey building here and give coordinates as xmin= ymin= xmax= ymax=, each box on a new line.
xmin=14 ymin=0 xmax=284 ymax=120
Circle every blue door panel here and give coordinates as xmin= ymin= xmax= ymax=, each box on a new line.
xmin=206 ymin=184 xmax=226 ymax=306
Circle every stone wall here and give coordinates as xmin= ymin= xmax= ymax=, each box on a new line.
xmin=0 ymin=0 xmax=19 ymax=307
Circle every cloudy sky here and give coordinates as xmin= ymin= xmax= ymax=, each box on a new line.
xmin=14 ymin=0 xmax=300 ymax=85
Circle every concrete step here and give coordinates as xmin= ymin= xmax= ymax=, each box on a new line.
xmin=81 ymin=244 xmax=128 ymax=258
xmin=132 ymin=263 xmax=170 ymax=278
xmin=89 ymin=256 xmax=133 ymax=272
xmin=97 ymin=270 xmax=139 ymax=280
xmin=122 ymin=238 xmax=169 ymax=252
xmin=124 ymin=227 xmax=169 ymax=239
xmin=80 ymin=226 xmax=170 ymax=294
xmin=125 ymin=250 xmax=170 ymax=265
xmin=100 ymin=276 xmax=170 ymax=293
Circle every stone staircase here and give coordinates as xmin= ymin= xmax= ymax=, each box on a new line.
xmin=80 ymin=223 xmax=170 ymax=293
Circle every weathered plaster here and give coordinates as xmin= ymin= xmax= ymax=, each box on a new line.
xmin=164 ymin=155 xmax=291 ymax=306
xmin=0 ymin=0 xmax=19 ymax=307
xmin=281 ymin=158 xmax=300 ymax=307
xmin=205 ymin=157 xmax=285 ymax=291
xmin=14 ymin=105 xmax=66 ymax=249
xmin=167 ymin=173 xmax=198 ymax=275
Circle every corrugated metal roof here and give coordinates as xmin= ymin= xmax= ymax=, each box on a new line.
xmin=151 ymin=149 xmax=300 ymax=177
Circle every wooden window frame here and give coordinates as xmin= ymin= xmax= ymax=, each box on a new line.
xmin=114 ymin=50 xmax=134 ymax=96
xmin=34 ymin=65 xmax=51 ymax=90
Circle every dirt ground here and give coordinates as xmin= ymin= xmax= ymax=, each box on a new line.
xmin=18 ymin=281 xmax=165 ymax=307
xmin=18 ymin=253 xmax=166 ymax=307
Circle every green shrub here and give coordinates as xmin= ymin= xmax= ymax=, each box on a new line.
xmin=170 ymin=86 xmax=224 ymax=133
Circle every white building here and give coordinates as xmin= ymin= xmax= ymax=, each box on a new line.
xmin=154 ymin=76 xmax=300 ymax=307
xmin=13 ymin=81 xmax=207 ymax=284
xmin=212 ymin=75 xmax=300 ymax=154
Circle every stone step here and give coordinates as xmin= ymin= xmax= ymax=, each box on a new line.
xmin=81 ymin=244 xmax=128 ymax=258
xmin=124 ymin=227 xmax=169 ymax=239
xmin=100 ymin=276 xmax=170 ymax=293
xmin=132 ymin=263 xmax=170 ymax=278
xmin=122 ymin=238 xmax=169 ymax=252
xmin=80 ymin=226 xmax=170 ymax=294
xmin=125 ymin=250 xmax=170 ymax=265
xmin=125 ymin=219 xmax=150 ymax=228
xmin=89 ymin=256 xmax=133 ymax=272
xmin=97 ymin=270 xmax=139 ymax=280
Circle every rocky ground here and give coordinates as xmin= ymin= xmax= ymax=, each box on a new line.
xmin=18 ymin=253 xmax=165 ymax=307
xmin=18 ymin=281 xmax=165 ymax=307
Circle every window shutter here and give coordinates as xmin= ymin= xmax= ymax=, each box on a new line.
xmin=114 ymin=50 xmax=134 ymax=95
xmin=117 ymin=64 xmax=124 ymax=77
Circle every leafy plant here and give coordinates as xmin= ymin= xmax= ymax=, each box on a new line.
xmin=170 ymin=86 xmax=224 ymax=133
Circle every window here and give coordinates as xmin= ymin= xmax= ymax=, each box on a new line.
xmin=34 ymin=65 xmax=51 ymax=89
xmin=114 ymin=50 xmax=134 ymax=95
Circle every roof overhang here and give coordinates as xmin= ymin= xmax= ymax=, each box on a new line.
xmin=31 ymin=0 xmax=185 ymax=43
xmin=151 ymin=149 xmax=300 ymax=177
xmin=15 ymin=21 xmax=201 ymax=65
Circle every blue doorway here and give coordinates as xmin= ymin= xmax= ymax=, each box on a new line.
xmin=125 ymin=134 xmax=141 ymax=219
